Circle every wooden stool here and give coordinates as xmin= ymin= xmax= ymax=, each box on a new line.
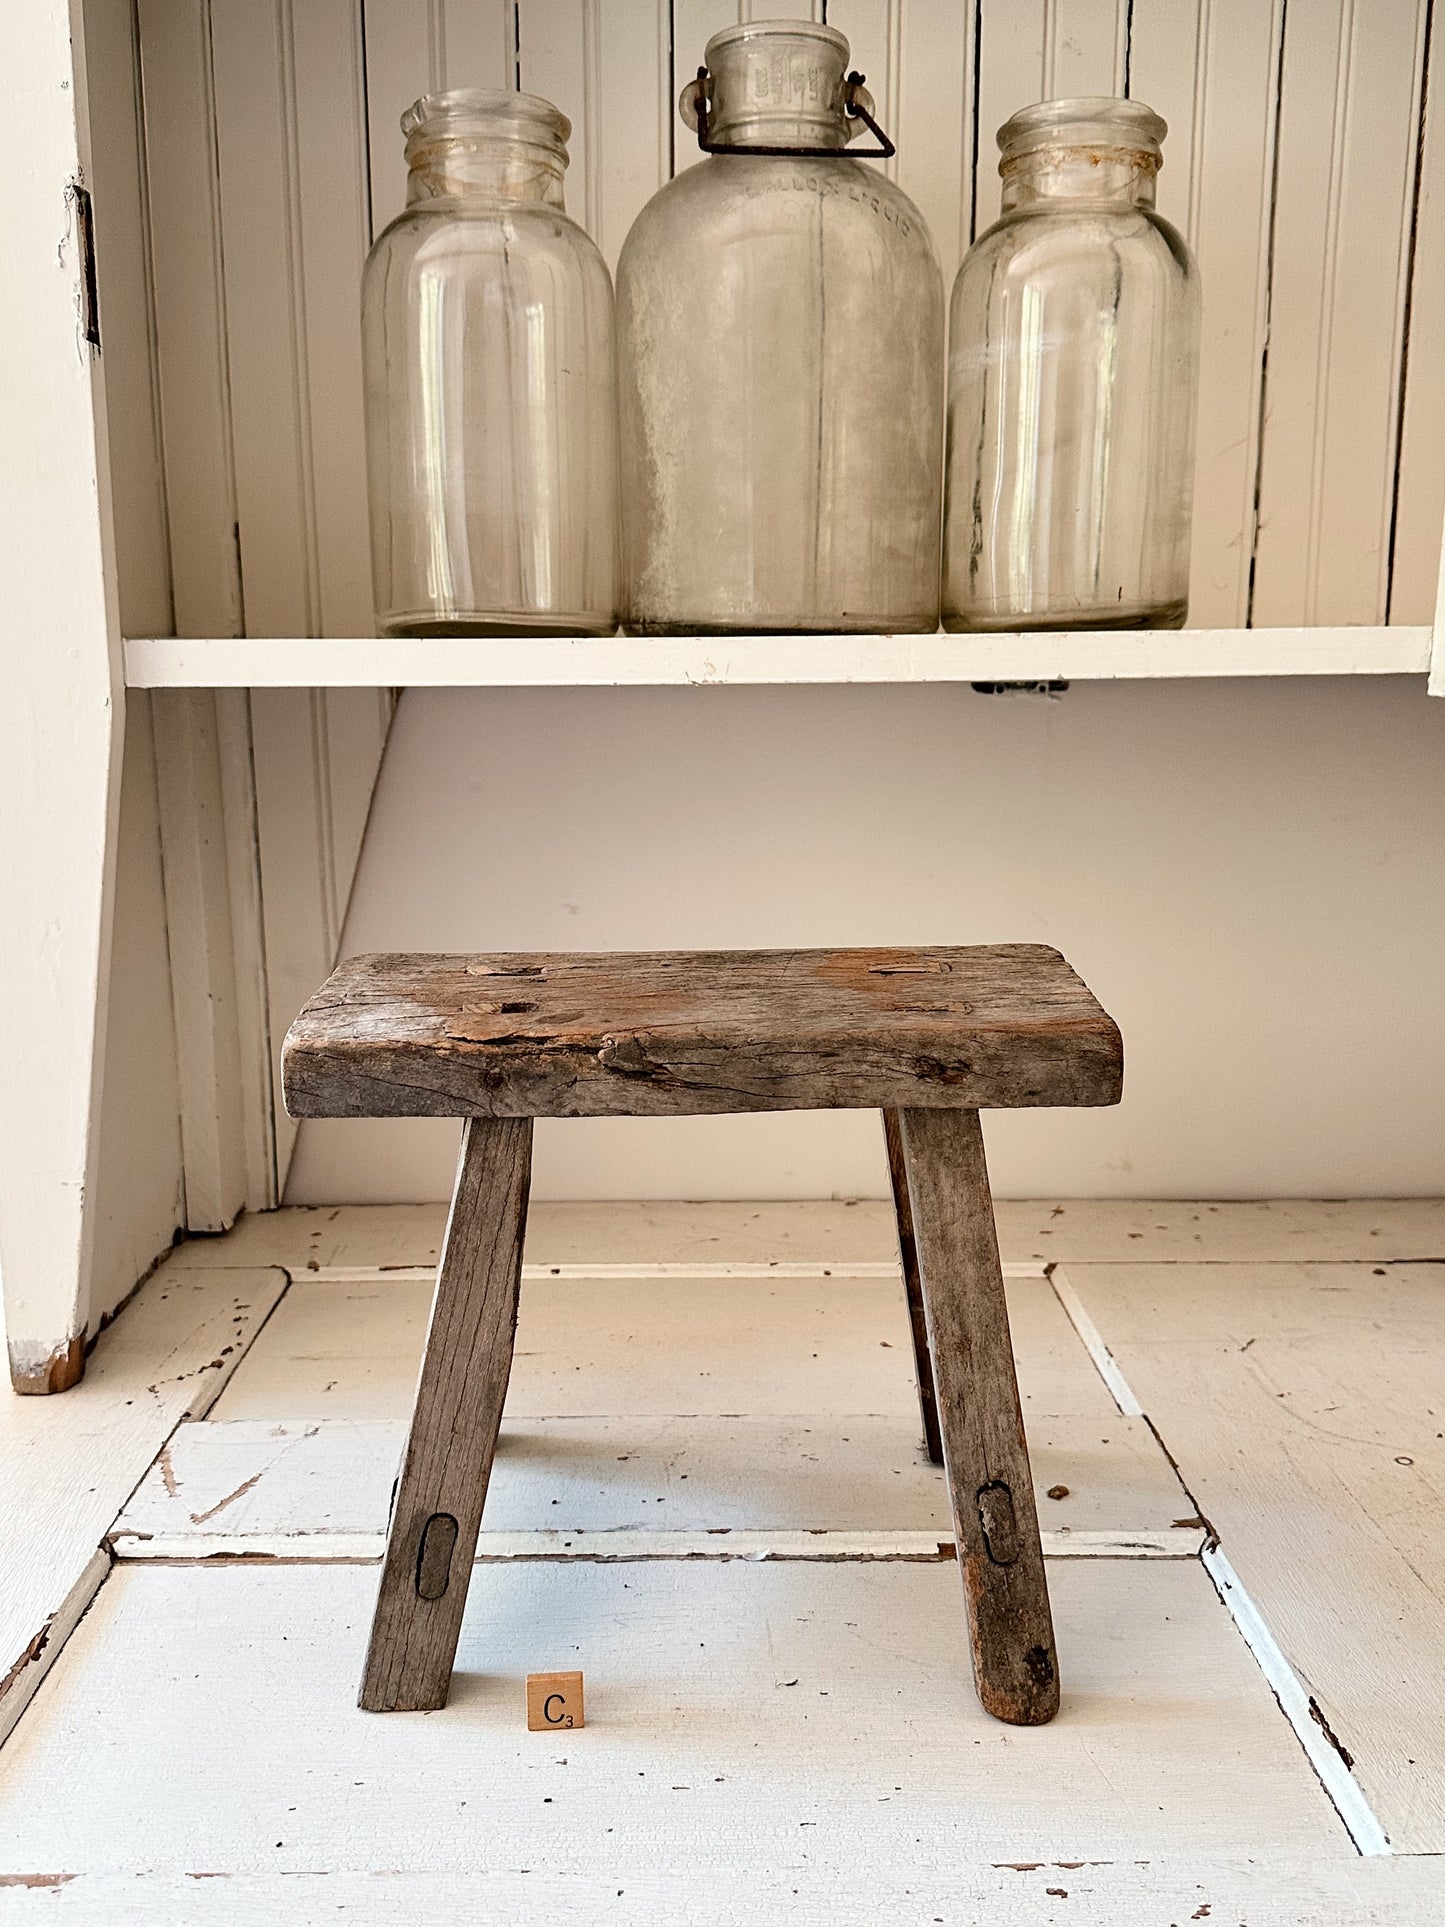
xmin=283 ymin=945 xmax=1122 ymax=1727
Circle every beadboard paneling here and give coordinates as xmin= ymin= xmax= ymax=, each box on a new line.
xmin=143 ymin=0 xmax=1445 ymax=641
xmin=148 ymin=0 xmax=1445 ymax=648
xmin=1387 ymin=1 xmax=1445 ymax=627
xmin=893 ymin=2 xmax=973 ymax=286
xmin=138 ymin=0 xmax=395 ymax=1202
xmin=136 ymin=0 xmax=244 ymax=640
xmin=363 ymin=0 xmax=515 ymax=234
xmin=1131 ymin=0 xmax=1286 ymax=629
xmin=1251 ymin=0 xmax=1430 ymax=627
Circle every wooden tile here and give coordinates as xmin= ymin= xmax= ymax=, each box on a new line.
xmin=0 ymin=1561 xmax=1347 ymax=1869
xmin=1064 ymin=1259 xmax=1445 ymax=1853
xmin=526 ymin=1670 xmax=583 ymax=1732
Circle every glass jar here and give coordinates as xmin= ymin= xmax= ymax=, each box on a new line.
xmin=942 ymin=98 xmax=1200 ymax=632
xmin=616 ymin=21 xmax=943 ymax=635
xmin=362 ymin=90 xmax=618 ymax=637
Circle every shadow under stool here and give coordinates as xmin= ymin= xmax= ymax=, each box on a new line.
xmin=282 ymin=944 xmax=1122 ymax=1727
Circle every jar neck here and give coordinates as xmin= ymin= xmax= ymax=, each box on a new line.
xmin=1001 ymin=146 xmax=1158 ymax=211
xmin=703 ymin=24 xmax=851 ymax=151
xmin=406 ymin=139 xmax=567 ymax=208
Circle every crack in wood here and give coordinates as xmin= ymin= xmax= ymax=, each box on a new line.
xmin=188 ymin=1471 xmax=265 ymax=1527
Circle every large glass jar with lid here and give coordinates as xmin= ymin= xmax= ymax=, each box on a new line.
xmin=943 ymin=98 xmax=1200 ymax=632
xmin=616 ymin=20 xmax=943 ymax=635
xmin=362 ymin=90 xmax=618 ymax=636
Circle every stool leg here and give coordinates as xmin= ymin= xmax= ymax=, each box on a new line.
xmin=882 ymin=1109 xmax=944 ymax=1465
xmin=359 ymin=1115 xmax=532 ymax=1713
xmin=897 ymin=1107 xmax=1059 ymax=1725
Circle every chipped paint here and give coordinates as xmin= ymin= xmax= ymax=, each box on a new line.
xmin=8 ymin=1330 xmax=86 ymax=1395
xmin=0 ymin=1624 xmax=51 ymax=1702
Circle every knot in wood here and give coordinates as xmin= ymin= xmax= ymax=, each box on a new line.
xmin=976 ymin=1480 xmax=1021 ymax=1565
xmin=597 ymin=1034 xmax=659 ymax=1079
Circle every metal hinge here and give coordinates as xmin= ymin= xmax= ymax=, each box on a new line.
xmin=68 ymin=181 xmax=101 ymax=351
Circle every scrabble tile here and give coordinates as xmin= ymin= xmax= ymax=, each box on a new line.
xmin=526 ymin=1670 xmax=584 ymax=1732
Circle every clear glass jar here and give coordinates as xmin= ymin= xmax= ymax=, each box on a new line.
xmin=942 ymin=98 xmax=1200 ymax=632
xmin=362 ymin=90 xmax=618 ymax=637
xmin=616 ymin=21 xmax=944 ymax=635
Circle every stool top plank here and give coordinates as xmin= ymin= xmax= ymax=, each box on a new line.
xmin=283 ymin=945 xmax=1122 ymax=1123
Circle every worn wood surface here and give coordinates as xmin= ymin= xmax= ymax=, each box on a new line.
xmin=359 ymin=1118 xmax=532 ymax=1712
xmin=115 ymin=1526 xmax=1199 ymax=1564
xmin=282 ymin=947 xmax=1123 ymax=1122
xmin=178 ymin=1195 xmax=1445 ymax=1274
xmin=0 ymin=1260 xmax=288 ymax=1745
xmin=900 ymin=1109 xmax=1058 ymax=1724
xmin=113 ymin=1411 xmax=1194 ymax=1555
xmin=213 ymin=1269 xmax=1109 ymax=1425
xmin=0 ymin=1561 xmax=1346 ymax=1870
xmin=882 ymin=1110 xmax=944 ymax=1465
xmin=1067 ymin=1258 xmax=1445 ymax=1854
xmin=2 ymin=1859 xmax=1440 ymax=1925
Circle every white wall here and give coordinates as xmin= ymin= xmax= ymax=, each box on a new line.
xmin=286 ymin=673 xmax=1445 ymax=1204
xmin=86 ymin=0 xmax=186 ymax=1321
xmin=92 ymin=698 xmax=185 ymax=1318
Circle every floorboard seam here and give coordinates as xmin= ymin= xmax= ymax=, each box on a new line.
xmin=1048 ymin=1262 xmax=1395 ymax=1859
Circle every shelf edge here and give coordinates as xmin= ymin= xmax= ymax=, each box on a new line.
xmin=123 ymin=627 xmax=1434 ymax=689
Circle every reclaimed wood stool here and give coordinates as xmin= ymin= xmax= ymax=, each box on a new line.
xmin=283 ymin=945 xmax=1122 ymax=1727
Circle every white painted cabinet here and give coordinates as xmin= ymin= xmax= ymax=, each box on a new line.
xmin=4 ymin=0 xmax=1445 ymax=1391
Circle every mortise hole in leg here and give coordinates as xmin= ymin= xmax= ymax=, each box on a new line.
xmin=415 ymin=1512 xmax=459 ymax=1600
xmin=977 ymin=1480 xmax=1021 ymax=1565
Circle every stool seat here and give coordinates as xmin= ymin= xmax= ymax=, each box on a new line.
xmin=282 ymin=944 xmax=1122 ymax=1121
xmin=282 ymin=942 xmax=1122 ymax=1732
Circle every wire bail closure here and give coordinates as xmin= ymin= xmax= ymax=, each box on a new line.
xmin=682 ymin=67 xmax=897 ymax=159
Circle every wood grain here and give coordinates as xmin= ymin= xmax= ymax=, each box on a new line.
xmin=283 ymin=945 xmax=1123 ymax=1121
xmin=899 ymin=1108 xmax=1058 ymax=1725
xmin=359 ymin=1117 xmax=532 ymax=1712
xmin=882 ymin=1109 xmax=943 ymax=1465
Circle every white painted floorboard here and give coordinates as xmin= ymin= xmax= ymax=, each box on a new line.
xmin=180 ymin=1196 xmax=1445 ymax=1273
xmin=1062 ymin=1259 xmax=1445 ymax=1854
xmin=6 ymin=1201 xmax=1445 ymax=1917
xmin=0 ymin=1264 xmax=287 ymax=1745
xmin=0 ymin=1561 xmax=1348 ymax=1873
xmin=210 ymin=1271 xmax=1113 ymax=1424
xmin=113 ymin=1412 xmax=1197 ymax=1558
xmin=2 ymin=1859 xmax=1443 ymax=1926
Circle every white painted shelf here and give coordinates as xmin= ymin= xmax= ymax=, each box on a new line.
xmin=124 ymin=625 xmax=1434 ymax=689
